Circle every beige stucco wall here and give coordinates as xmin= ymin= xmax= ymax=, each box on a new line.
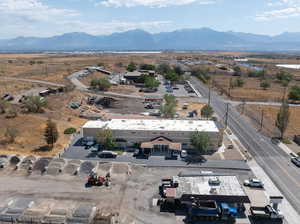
xmin=82 ymin=127 xmax=222 ymax=150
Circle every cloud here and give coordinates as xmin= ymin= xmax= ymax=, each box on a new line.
xmin=0 ymin=0 xmax=79 ymax=22
xmin=0 ymin=0 xmax=173 ymax=38
xmin=97 ymin=0 xmax=216 ymax=8
xmin=256 ymin=0 xmax=300 ymax=20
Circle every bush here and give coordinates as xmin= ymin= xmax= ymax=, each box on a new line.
xmin=289 ymin=85 xmax=300 ymax=101
xmin=231 ymin=77 xmax=245 ymax=88
xmin=90 ymin=78 xmax=111 ymax=91
xmin=64 ymin=127 xmax=76 ymax=134
xmin=260 ymin=80 xmax=271 ymax=90
xmin=282 ymin=138 xmax=292 ymax=144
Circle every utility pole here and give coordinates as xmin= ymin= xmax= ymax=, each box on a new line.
xmin=208 ymin=82 xmax=211 ymax=106
xmin=225 ymin=103 xmax=229 ymax=128
xmin=260 ymin=110 xmax=264 ymax=131
xmin=282 ymin=85 xmax=288 ymax=103
xmin=242 ymin=99 xmax=246 ymax=115
xmin=228 ymin=77 xmax=233 ymax=97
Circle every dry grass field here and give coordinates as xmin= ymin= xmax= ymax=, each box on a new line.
xmin=246 ymin=105 xmax=300 ymax=138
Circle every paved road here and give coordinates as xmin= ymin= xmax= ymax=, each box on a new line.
xmin=0 ymin=77 xmax=65 ymax=87
xmin=190 ymin=76 xmax=300 ymax=214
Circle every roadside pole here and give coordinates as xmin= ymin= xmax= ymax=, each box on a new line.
xmin=225 ymin=103 xmax=229 ymax=128
xmin=260 ymin=110 xmax=264 ymax=131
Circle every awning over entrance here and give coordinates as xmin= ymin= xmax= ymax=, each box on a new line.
xmin=140 ymin=136 xmax=182 ymax=151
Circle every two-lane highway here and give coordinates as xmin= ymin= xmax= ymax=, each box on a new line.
xmin=191 ymin=76 xmax=300 ymax=214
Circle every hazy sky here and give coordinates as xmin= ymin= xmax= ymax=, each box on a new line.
xmin=1 ymin=0 xmax=300 ymax=38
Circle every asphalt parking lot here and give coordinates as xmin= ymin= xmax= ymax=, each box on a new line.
xmin=144 ymin=75 xmax=198 ymax=98
xmin=61 ymin=137 xmax=250 ymax=170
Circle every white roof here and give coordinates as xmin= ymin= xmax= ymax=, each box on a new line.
xmin=83 ymin=119 xmax=220 ymax=133
xmin=175 ymin=175 xmax=246 ymax=197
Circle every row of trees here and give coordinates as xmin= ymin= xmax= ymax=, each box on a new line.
xmin=126 ymin=62 xmax=156 ymax=72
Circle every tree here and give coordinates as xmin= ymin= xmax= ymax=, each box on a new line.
xmin=165 ymin=71 xmax=179 ymax=83
xmin=44 ymin=119 xmax=59 ymax=149
xmin=144 ymin=76 xmax=160 ymax=90
xmin=96 ymin=128 xmax=116 ymax=150
xmin=191 ymin=132 xmax=211 ymax=154
xmin=160 ymin=94 xmax=177 ymax=118
xmin=275 ymin=102 xmax=290 ymax=139
xmin=127 ymin=62 xmax=137 ymax=72
xmin=97 ymin=78 xmax=111 ymax=91
xmin=201 ymin=104 xmax=214 ymax=119
xmin=156 ymin=63 xmax=172 ymax=75
xmin=140 ymin=64 xmax=155 ymax=70
xmin=260 ymin=80 xmax=271 ymax=90
xmin=90 ymin=78 xmax=111 ymax=91
xmin=288 ymin=85 xmax=300 ymax=101
xmin=233 ymin=66 xmax=242 ymax=76
xmin=276 ymin=72 xmax=293 ymax=83
xmin=4 ymin=127 xmax=19 ymax=143
xmin=174 ymin=65 xmax=184 ymax=75
xmin=231 ymin=77 xmax=245 ymax=88
xmin=23 ymin=96 xmax=47 ymax=113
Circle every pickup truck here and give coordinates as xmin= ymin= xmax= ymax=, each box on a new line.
xmin=250 ymin=205 xmax=284 ymax=220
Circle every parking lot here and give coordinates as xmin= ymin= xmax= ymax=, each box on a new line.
xmin=0 ymin=152 xmax=266 ymax=224
xmin=141 ymin=75 xmax=199 ymax=98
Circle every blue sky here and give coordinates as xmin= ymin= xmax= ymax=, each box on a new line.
xmin=1 ymin=0 xmax=300 ymax=38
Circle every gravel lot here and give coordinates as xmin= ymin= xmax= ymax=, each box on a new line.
xmin=0 ymin=160 xmax=255 ymax=224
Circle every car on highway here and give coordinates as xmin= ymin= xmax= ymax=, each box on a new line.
xmin=244 ymin=178 xmax=264 ymax=188
xmin=291 ymin=156 xmax=300 ymax=167
xmin=98 ymin=151 xmax=117 ymax=158
xmin=271 ymin=137 xmax=280 ymax=145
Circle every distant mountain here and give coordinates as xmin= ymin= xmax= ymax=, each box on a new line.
xmin=1 ymin=28 xmax=300 ymax=52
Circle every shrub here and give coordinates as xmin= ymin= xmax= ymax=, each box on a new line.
xmin=260 ymin=80 xmax=271 ymax=90
xmin=64 ymin=127 xmax=76 ymax=134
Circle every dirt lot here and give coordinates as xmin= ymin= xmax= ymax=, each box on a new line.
xmin=0 ymin=160 xmax=252 ymax=224
xmin=0 ymin=90 xmax=87 ymax=156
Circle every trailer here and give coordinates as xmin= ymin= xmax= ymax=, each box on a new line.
xmin=250 ymin=205 xmax=284 ymax=220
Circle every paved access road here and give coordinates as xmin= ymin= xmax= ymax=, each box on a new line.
xmin=190 ymin=76 xmax=300 ymax=215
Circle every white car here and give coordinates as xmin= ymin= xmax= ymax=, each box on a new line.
xmin=180 ymin=150 xmax=188 ymax=158
xmin=244 ymin=178 xmax=264 ymax=188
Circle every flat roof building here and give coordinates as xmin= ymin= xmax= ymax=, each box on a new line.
xmin=162 ymin=174 xmax=250 ymax=204
xmin=82 ymin=119 xmax=224 ymax=153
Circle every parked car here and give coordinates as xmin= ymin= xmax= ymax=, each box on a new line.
xmin=244 ymin=178 xmax=264 ymax=188
xmin=165 ymin=154 xmax=178 ymax=160
xmin=227 ymin=144 xmax=234 ymax=149
xmin=133 ymin=149 xmax=140 ymax=157
xmin=180 ymin=150 xmax=188 ymax=158
xmin=291 ymin=157 xmax=300 ymax=167
xmin=98 ymin=151 xmax=117 ymax=158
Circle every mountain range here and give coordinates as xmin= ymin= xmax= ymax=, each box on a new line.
xmin=1 ymin=28 xmax=300 ymax=52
